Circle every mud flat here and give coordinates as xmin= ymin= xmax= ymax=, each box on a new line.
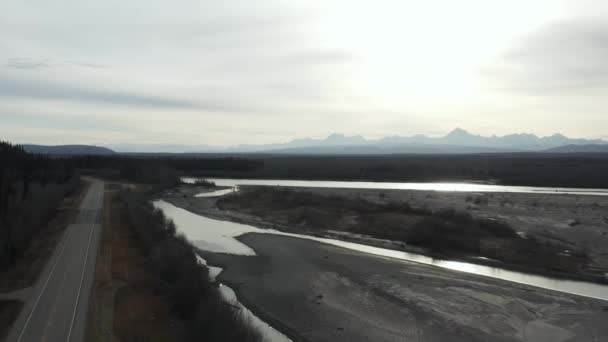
xmin=201 ymin=233 xmax=608 ymax=342
xmin=161 ymin=185 xmax=608 ymax=341
xmin=166 ymin=185 xmax=608 ymax=281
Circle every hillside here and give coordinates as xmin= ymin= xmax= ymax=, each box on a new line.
xmin=22 ymin=144 xmax=115 ymax=156
xmin=545 ymin=144 xmax=608 ymax=153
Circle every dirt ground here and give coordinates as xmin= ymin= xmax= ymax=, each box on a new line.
xmin=163 ymin=184 xmax=608 ymax=341
xmin=166 ymin=185 xmax=608 ymax=281
xmin=86 ymin=187 xmax=181 ymax=342
xmin=202 ymin=233 xmax=608 ymax=342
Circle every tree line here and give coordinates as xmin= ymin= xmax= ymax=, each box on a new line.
xmin=121 ymin=189 xmax=261 ymax=341
xmin=189 ymin=154 xmax=608 ymax=188
xmin=0 ymin=141 xmax=79 ymax=268
xmin=0 ymin=140 xmax=263 ymax=269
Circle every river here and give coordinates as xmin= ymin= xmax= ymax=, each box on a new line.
xmin=154 ymin=199 xmax=608 ymax=302
xmin=182 ymin=178 xmax=608 ymax=196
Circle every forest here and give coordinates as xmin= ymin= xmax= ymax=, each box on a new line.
xmin=0 ymin=141 xmax=78 ymax=269
xmin=179 ymin=153 xmax=608 ymax=188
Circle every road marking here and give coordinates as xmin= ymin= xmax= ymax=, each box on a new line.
xmin=40 ymin=243 xmax=73 ymax=339
xmin=16 ymin=220 xmax=78 ymax=342
xmin=67 ymin=185 xmax=101 ymax=342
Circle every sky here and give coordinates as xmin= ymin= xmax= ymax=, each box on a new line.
xmin=1 ymin=0 xmax=607 ymax=148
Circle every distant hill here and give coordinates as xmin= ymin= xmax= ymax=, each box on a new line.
xmin=108 ymin=128 xmax=607 ymax=154
xmin=263 ymin=144 xmax=518 ymax=154
xmin=23 ymin=144 xmax=116 ymax=156
xmin=545 ymin=144 xmax=608 ymax=153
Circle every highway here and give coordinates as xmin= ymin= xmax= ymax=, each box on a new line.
xmin=7 ymin=180 xmax=104 ymax=342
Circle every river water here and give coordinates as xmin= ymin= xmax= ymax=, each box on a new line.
xmin=182 ymin=178 xmax=608 ymax=196
xmin=154 ymin=200 xmax=608 ymax=302
xmin=194 ymin=188 xmax=237 ymax=197
xmin=195 ymin=255 xmax=292 ymax=342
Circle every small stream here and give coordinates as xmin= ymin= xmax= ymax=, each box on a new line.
xmin=194 ymin=188 xmax=237 ymax=198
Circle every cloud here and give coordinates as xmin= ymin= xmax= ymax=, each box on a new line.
xmin=484 ymin=18 xmax=608 ymax=94
xmin=2 ymin=0 xmax=607 ymax=145
xmin=67 ymin=61 xmax=109 ymax=69
xmin=5 ymin=58 xmax=52 ymax=69
xmin=0 ymin=76 xmax=206 ymax=110
xmin=0 ymin=0 xmax=353 ymax=117
xmin=1 ymin=112 xmax=132 ymax=132
xmin=4 ymin=58 xmax=110 ymax=70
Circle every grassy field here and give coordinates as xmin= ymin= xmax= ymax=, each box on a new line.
xmin=218 ymin=187 xmax=590 ymax=277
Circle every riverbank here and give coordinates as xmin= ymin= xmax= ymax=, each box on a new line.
xmin=164 ymin=185 xmax=608 ymax=284
xmin=200 ymin=233 xmax=608 ymax=342
xmin=87 ymin=184 xmax=264 ymax=342
xmin=159 ymin=184 xmax=608 ymax=341
xmin=87 ymin=186 xmax=183 ymax=342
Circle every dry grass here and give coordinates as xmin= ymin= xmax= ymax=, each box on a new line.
xmin=114 ymin=286 xmax=178 ymax=342
xmin=220 ymin=187 xmax=589 ymax=275
xmin=86 ymin=191 xmax=179 ymax=342
xmin=0 ymin=180 xmax=88 ymax=292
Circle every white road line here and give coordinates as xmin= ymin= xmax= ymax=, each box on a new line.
xmin=67 ymin=186 xmax=100 ymax=342
xmin=16 ymin=220 xmax=78 ymax=342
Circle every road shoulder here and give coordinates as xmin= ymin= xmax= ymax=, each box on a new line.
xmin=86 ymin=188 xmax=181 ymax=342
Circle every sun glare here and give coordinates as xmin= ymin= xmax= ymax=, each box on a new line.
xmin=309 ymin=0 xmax=569 ymax=107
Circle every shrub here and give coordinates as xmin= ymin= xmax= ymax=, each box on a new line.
xmin=192 ymin=178 xmax=216 ymax=187
xmin=219 ymin=187 xmax=587 ymax=274
xmin=121 ymin=190 xmax=261 ymax=341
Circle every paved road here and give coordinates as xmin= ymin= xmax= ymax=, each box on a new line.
xmin=7 ymin=180 xmax=104 ymax=342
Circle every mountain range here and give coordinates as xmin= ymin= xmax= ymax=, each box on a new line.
xmin=22 ymin=129 xmax=608 ymax=155
xmin=108 ymin=128 xmax=608 ymax=154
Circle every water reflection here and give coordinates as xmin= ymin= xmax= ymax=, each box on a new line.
xmin=195 ymin=187 xmax=238 ymax=198
xmin=154 ymin=200 xmax=260 ymax=255
xmin=182 ymin=178 xmax=608 ymax=196
xmin=218 ymin=284 xmax=292 ymax=342
xmin=195 ymin=253 xmax=292 ymax=342
xmin=154 ymin=200 xmax=608 ymax=302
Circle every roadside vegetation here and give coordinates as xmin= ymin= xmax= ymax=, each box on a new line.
xmin=87 ymin=190 xmax=182 ymax=342
xmin=0 ymin=301 xmax=21 ymax=342
xmin=192 ymin=178 xmax=216 ymax=187
xmin=219 ymin=187 xmax=590 ymax=276
xmin=2 ymin=140 xmax=261 ymax=341
xmin=0 ymin=141 xmax=80 ymax=272
xmin=0 ymin=141 xmax=85 ymax=340
xmin=120 ymin=189 xmax=261 ymax=341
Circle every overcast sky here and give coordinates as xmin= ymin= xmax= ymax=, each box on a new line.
xmin=1 ymin=0 xmax=607 ymax=147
